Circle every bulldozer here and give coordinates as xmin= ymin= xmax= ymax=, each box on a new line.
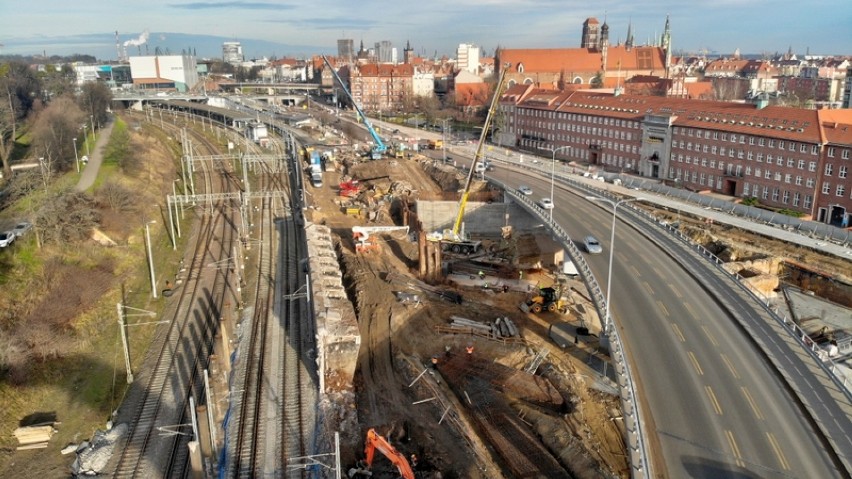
xmin=520 ymin=286 xmax=567 ymax=314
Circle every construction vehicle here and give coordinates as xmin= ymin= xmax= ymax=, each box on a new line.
xmin=322 ymin=55 xmax=387 ymax=160
xmin=520 ymin=286 xmax=567 ymax=314
xmin=352 ymin=226 xmax=409 ymax=253
xmin=426 ymin=64 xmax=510 ymax=255
xmin=339 ymin=174 xmax=391 ymax=198
xmin=352 ymin=428 xmax=415 ymax=479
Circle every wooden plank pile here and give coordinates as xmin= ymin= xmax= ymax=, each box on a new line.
xmin=13 ymin=424 xmax=57 ymax=450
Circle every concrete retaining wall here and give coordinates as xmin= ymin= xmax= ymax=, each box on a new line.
xmin=416 ymin=200 xmax=541 ymax=235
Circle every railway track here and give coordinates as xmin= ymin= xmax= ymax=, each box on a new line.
xmin=112 ymin=115 xmax=240 ymax=478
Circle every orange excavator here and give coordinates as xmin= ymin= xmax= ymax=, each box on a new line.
xmin=361 ymin=428 xmax=415 ymax=479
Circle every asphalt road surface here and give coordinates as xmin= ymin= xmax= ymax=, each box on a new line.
xmin=461 ymin=152 xmax=844 ymax=478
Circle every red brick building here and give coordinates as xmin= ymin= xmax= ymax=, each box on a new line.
xmin=340 ymin=63 xmax=414 ymax=112
xmin=498 ymin=86 xmax=852 ymax=225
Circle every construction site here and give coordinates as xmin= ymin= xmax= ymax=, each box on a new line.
xmin=298 ymin=134 xmax=629 ymax=479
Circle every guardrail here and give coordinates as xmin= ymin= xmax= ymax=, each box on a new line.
xmin=490 ymin=177 xmax=652 ymax=479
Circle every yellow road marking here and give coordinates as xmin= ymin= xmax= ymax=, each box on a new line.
xmin=657 ymin=301 xmax=670 ymax=317
xmin=643 ymin=282 xmax=655 ymax=296
xmin=721 ymin=354 xmax=740 ymax=379
xmin=766 ymin=432 xmax=790 ymax=470
xmin=702 ymin=325 xmax=719 ymax=347
xmin=688 ymin=352 xmax=704 ymax=376
xmin=669 ymin=284 xmax=683 ymax=299
xmin=706 ymin=386 xmax=722 ymax=415
xmin=726 ymin=430 xmax=745 ymax=468
xmin=684 ymin=302 xmax=697 ymax=319
xmin=671 ymin=322 xmax=685 ymax=342
xmin=741 ymin=387 xmax=764 ymax=420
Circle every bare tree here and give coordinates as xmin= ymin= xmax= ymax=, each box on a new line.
xmin=96 ymin=180 xmax=139 ymax=213
xmin=0 ymin=62 xmax=42 ymax=179
xmin=77 ymin=81 xmax=112 ymax=127
xmin=30 ymin=95 xmax=85 ymax=173
xmin=34 ymin=190 xmax=99 ymax=245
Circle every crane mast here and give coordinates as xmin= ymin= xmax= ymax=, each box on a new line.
xmin=321 ymin=55 xmax=387 ymax=159
xmin=451 ymin=64 xmax=511 ymax=236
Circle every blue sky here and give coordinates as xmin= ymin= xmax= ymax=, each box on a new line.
xmin=1 ymin=0 xmax=849 ymax=60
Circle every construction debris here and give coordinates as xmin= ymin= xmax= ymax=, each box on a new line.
xmin=71 ymin=423 xmax=128 ymax=476
xmin=446 ymin=315 xmax=520 ymax=339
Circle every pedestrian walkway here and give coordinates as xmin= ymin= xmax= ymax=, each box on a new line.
xmin=75 ymin=118 xmax=114 ymax=192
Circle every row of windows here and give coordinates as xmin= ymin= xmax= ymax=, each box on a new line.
xmin=671 ymin=151 xmax=819 ymax=172
xmin=521 ymin=110 xmax=640 ymax=129
xmin=741 ymin=182 xmax=813 ymax=209
xmin=827 ymin=146 xmax=851 ymax=159
xmin=675 ymin=127 xmax=820 ymax=155
xmin=821 ymin=182 xmax=848 ymax=197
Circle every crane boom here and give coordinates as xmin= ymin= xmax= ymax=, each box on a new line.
xmin=364 ymin=428 xmax=415 ymax=479
xmin=451 ymin=64 xmax=510 ymax=236
xmin=321 ymin=55 xmax=387 ymax=159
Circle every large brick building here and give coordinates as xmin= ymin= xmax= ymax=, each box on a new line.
xmin=498 ymin=86 xmax=852 ymax=226
xmin=339 ymin=63 xmax=414 ymax=112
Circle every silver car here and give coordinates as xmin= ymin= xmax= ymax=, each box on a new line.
xmin=0 ymin=231 xmax=15 ymax=248
xmin=583 ymin=235 xmax=602 ymax=254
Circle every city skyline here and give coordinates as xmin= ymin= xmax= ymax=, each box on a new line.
xmin=1 ymin=0 xmax=849 ymax=61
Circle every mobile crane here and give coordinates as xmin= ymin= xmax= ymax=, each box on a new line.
xmin=426 ymin=64 xmax=510 ymax=255
xmin=322 ymin=55 xmax=388 ymax=160
xmin=348 ymin=428 xmax=415 ymax=479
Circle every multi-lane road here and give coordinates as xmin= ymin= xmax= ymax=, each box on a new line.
xmin=437 ymin=144 xmax=849 ymax=478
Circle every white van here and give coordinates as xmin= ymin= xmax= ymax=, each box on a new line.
xmin=474 ymin=162 xmax=486 ymax=174
xmin=562 ymin=259 xmax=579 ymax=277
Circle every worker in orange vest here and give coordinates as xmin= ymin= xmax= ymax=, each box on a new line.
xmin=431 ymin=356 xmax=439 ymax=369
xmin=466 ymin=344 xmax=474 ymax=355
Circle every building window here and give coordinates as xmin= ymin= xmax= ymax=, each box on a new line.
xmin=743 ymin=183 xmax=751 ymax=196
xmin=789 ymin=142 xmax=795 ymax=151
xmin=843 ymin=149 xmax=850 ymax=159
xmin=778 ymin=140 xmax=784 ymax=150
xmin=765 ymin=170 xmax=772 ymax=179
xmin=784 ymin=174 xmax=791 ymax=183
xmin=838 ymin=185 xmax=846 ymax=197
xmin=795 ymin=175 xmax=802 ymax=185
xmin=782 ymin=190 xmax=790 ymax=204
xmin=745 ymin=166 xmax=752 ymax=176
xmin=812 ymin=145 xmax=819 ymax=155
xmin=768 ymin=139 xmax=775 ymax=148
xmin=800 ymin=144 xmax=807 ymax=153
xmin=759 ymin=138 xmax=765 ymax=146
xmin=822 ymin=182 xmax=830 ymax=194
xmin=809 ymin=161 xmax=817 ymax=172
xmin=749 ymin=137 xmax=755 ymax=145
xmin=840 ymin=165 xmax=848 ymax=179
xmin=767 ymin=154 xmax=773 ymax=164
xmin=825 ymin=164 xmax=833 ymax=176
xmin=774 ymin=172 xmax=782 ymax=181
xmin=701 ymin=158 xmax=707 ymax=167
xmin=713 ymin=131 xmax=719 ymax=140
xmin=738 ymin=150 xmax=744 ymax=159
xmin=786 ymin=157 xmax=794 ymax=167
xmin=700 ymin=173 xmax=706 ymax=185
xmin=729 ymin=149 xmax=735 ymax=158
xmin=828 ymin=146 xmax=835 ymax=157
xmin=757 ymin=153 xmax=763 ymax=163
xmin=793 ymin=192 xmax=800 ymax=206
xmin=806 ymin=177 xmax=815 ymax=188
xmin=804 ymin=195 xmax=812 ymax=209
xmin=762 ymin=188 xmax=769 ymax=200
xmin=798 ymin=159 xmax=805 ymax=169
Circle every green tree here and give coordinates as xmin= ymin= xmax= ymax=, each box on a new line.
xmin=591 ymin=71 xmax=604 ymax=89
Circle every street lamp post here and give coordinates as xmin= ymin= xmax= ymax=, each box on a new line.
xmin=83 ymin=124 xmax=91 ymax=158
xmin=550 ymin=146 xmax=571 ymax=218
xmin=73 ymin=138 xmax=80 ymax=173
xmin=586 ymin=196 xmax=642 ymax=334
xmin=145 ymin=221 xmax=158 ymax=298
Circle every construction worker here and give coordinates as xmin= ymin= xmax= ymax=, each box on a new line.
xmin=466 ymin=344 xmax=474 ymax=356
xmin=478 ymin=270 xmax=485 ymax=280
xmin=431 ymin=356 xmax=439 ymax=369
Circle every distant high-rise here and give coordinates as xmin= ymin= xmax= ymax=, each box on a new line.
xmin=375 ymin=41 xmax=393 ymax=63
xmin=222 ymin=41 xmax=243 ymax=65
xmin=337 ymin=39 xmax=354 ymax=63
xmin=456 ymin=43 xmax=480 ymax=74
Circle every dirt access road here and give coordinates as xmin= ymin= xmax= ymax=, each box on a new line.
xmin=307 ymin=155 xmax=628 ymax=478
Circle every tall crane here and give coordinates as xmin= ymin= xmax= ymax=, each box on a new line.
xmin=426 ymin=64 xmax=511 ymax=254
xmin=321 ymin=55 xmax=387 ymax=160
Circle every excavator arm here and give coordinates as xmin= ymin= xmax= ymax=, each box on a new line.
xmin=364 ymin=428 xmax=415 ymax=479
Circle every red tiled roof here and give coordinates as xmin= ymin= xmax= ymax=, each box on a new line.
xmin=499 ymin=45 xmax=665 ymax=74
xmin=455 ymin=83 xmax=491 ymax=107
xmin=512 ymin=89 xmax=825 ymax=142
xmin=356 ymin=63 xmax=414 ymax=77
xmin=818 ymin=110 xmax=852 ymax=144
xmin=683 ymin=81 xmax=713 ymax=99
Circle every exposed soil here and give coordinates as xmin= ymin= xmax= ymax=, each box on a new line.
xmin=307 ymin=154 xmax=628 ymax=478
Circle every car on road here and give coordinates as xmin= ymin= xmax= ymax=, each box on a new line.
xmin=0 ymin=231 xmax=15 ymax=248
xmin=539 ymin=198 xmax=555 ymax=209
xmin=583 ymin=235 xmax=602 ymax=254
xmin=12 ymin=222 xmax=32 ymax=238
xmin=518 ymin=186 xmax=533 ymax=195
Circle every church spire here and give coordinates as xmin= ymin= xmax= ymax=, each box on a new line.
xmin=626 ymin=19 xmax=634 ymax=50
